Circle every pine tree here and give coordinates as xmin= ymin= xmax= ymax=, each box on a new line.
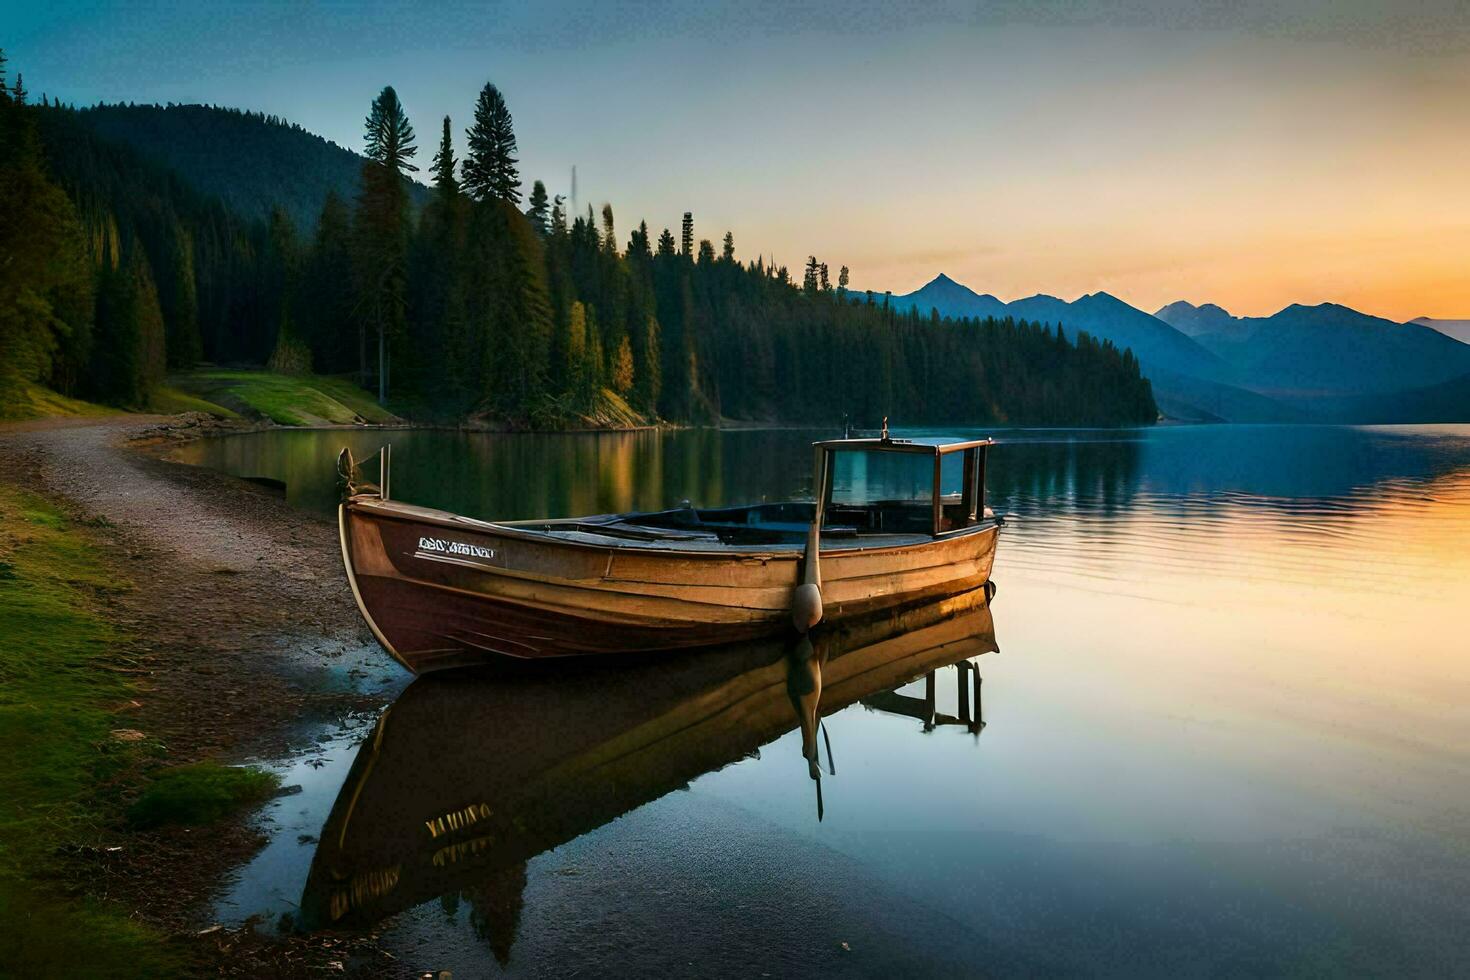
xmin=550 ymin=194 xmax=567 ymax=236
xmin=0 ymin=90 xmax=92 ymax=396
xmin=722 ymin=231 xmax=734 ymax=262
xmin=657 ymin=228 xmax=676 ymax=256
xmin=583 ymin=304 xmax=604 ymax=408
xmin=462 ymin=82 xmax=521 ymax=204
xmin=527 ymin=180 xmax=549 ymax=234
xmin=305 ymin=191 xmax=355 ymax=372
xmin=601 ymin=203 xmax=617 ymax=256
xmin=628 ymin=220 xmax=651 ymax=258
xmin=564 ymin=300 xmax=588 ymax=404
xmin=476 ymin=199 xmax=552 ymax=415
xmin=264 ymin=207 xmax=309 ymax=373
xmin=431 ymin=115 xmax=458 ymax=201
xmin=680 ymin=212 xmax=693 ymax=258
xmin=819 ymin=263 xmax=830 ymax=293
xmin=611 ymin=334 xmax=634 ymax=393
xmin=838 ymin=265 xmax=850 ymax=299
xmin=697 ymin=239 xmax=715 ymax=265
xmin=803 ymin=256 xmax=819 ymax=294
xmin=357 ymin=85 xmax=417 ymax=402
xmin=635 ymin=313 xmax=661 ymax=412
xmin=164 ymin=218 xmax=201 ymax=367
xmin=13 ymin=72 xmax=26 ymax=105
xmin=90 ymin=245 xmax=165 ymax=406
xmin=363 ymin=85 xmax=417 ymax=175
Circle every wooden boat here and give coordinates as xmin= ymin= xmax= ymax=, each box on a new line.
xmin=338 ymin=427 xmax=1000 ymax=672
xmin=297 ymin=587 xmax=999 ymax=932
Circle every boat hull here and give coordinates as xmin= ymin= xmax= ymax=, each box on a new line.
xmin=340 ymin=498 xmax=998 ymax=672
xmin=300 ymin=587 xmax=999 ymax=929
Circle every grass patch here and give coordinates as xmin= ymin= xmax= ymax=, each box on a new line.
xmin=0 ymin=484 xmax=184 ymax=976
xmin=0 ymin=886 xmax=185 ymax=979
xmin=171 ymin=369 xmax=400 ymax=426
xmin=128 ymin=761 xmax=279 ymax=829
xmin=145 ymin=385 xmax=239 ymax=419
xmin=0 ymin=379 xmax=118 ymax=422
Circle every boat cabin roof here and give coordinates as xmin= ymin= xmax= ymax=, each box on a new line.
xmin=812 ymin=436 xmax=993 ymax=455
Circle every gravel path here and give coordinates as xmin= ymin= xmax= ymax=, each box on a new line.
xmin=0 ymin=414 xmax=399 ymax=965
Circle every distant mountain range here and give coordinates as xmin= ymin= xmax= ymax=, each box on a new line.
xmin=875 ymin=275 xmax=1470 ymax=423
xmin=44 ymin=101 xmax=1470 ymax=425
xmin=1412 ymin=317 xmax=1470 ymax=345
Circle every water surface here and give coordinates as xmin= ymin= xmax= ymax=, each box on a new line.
xmin=177 ymin=424 xmax=1470 ymax=976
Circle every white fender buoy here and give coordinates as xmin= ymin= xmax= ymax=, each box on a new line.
xmin=793 ymin=445 xmax=827 ymax=633
xmin=792 ymin=581 xmax=823 ymax=633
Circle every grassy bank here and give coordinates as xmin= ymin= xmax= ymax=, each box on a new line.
xmin=0 ymin=484 xmax=273 ymax=976
xmin=3 ymin=370 xmax=652 ymax=432
xmin=0 ymin=379 xmax=119 ymax=422
xmin=171 ymin=369 xmax=400 ymax=426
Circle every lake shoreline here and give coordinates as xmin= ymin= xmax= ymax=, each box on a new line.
xmin=0 ymin=415 xmax=408 ymax=976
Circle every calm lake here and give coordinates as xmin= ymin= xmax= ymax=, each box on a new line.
xmin=172 ymin=424 xmax=1470 ymax=976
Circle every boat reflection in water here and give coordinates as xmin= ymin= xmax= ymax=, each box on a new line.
xmin=298 ymin=585 xmax=999 ymax=941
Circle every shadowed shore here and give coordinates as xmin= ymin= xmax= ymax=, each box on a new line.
xmin=0 ymin=415 xmax=408 ymax=976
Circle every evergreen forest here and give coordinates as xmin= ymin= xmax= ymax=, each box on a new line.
xmin=0 ymin=52 xmax=1158 ymax=428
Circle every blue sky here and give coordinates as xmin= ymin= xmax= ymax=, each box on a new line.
xmin=8 ymin=1 xmax=1470 ymax=318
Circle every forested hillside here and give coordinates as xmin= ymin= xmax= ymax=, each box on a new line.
xmin=1 ymin=51 xmax=1157 ymax=427
xmin=77 ymin=102 xmax=429 ymax=229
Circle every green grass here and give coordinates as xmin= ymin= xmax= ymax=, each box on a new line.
xmin=0 ymin=485 xmax=184 ymax=976
xmin=171 ymin=369 xmax=400 ymax=426
xmin=145 ymin=385 xmax=239 ymax=419
xmin=0 ymin=379 xmax=118 ymax=422
xmin=128 ymin=761 xmax=279 ymax=829
xmin=0 ymin=887 xmax=186 ymax=979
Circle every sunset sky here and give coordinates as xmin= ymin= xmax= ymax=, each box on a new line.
xmin=10 ymin=0 xmax=1469 ymax=321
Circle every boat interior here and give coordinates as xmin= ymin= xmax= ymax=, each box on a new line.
xmin=499 ymin=437 xmax=996 ymax=548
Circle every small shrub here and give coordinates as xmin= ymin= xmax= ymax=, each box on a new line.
xmin=127 ymin=762 xmax=280 ymax=829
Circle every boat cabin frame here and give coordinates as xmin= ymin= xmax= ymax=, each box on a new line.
xmin=809 ymin=435 xmax=993 ymax=539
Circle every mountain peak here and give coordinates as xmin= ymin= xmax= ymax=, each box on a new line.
xmin=1083 ymin=290 xmax=1129 ymax=308
xmin=1268 ymin=302 xmax=1395 ymax=329
xmin=1154 ymin=300 xmax=1236 ymax=337
xmin=888 ymin=274 xmax=1007 ymax=320
xmin=916 ymin=273 xmax=982 ymax=298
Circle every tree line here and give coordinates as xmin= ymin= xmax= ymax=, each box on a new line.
xmin=1 ymin=51 xmax=1157 ymax=427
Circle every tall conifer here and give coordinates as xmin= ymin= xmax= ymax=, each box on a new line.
xmin=357 ymin=85 xmax=417 ymax=401
xmin=462 ymin=82 xmax=521 ymax=204
xmin=629 ymin=221 xmax=651 ymax=259
xmin=601 ymin=204 xmax=617 ymax=256
xmin=527 ymin=180 xmax=549 ymax=233
xmin=431 ymin=115 xmax=458 ymax=200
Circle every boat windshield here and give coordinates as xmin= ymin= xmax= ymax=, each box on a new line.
xmin=824 ymin=449 xmax=936 ymax=534
xmin=817 ymin=439 xmax=989 ymax=536
xmin=829 ymin=450 xmax=933 ymax=505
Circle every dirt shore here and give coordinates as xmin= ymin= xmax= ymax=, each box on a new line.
xmin=0 ymin=415 xmax=408 ymax=975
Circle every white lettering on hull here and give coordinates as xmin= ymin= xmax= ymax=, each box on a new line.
xmin=417 ymin=536 xmax=496 ymax=559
